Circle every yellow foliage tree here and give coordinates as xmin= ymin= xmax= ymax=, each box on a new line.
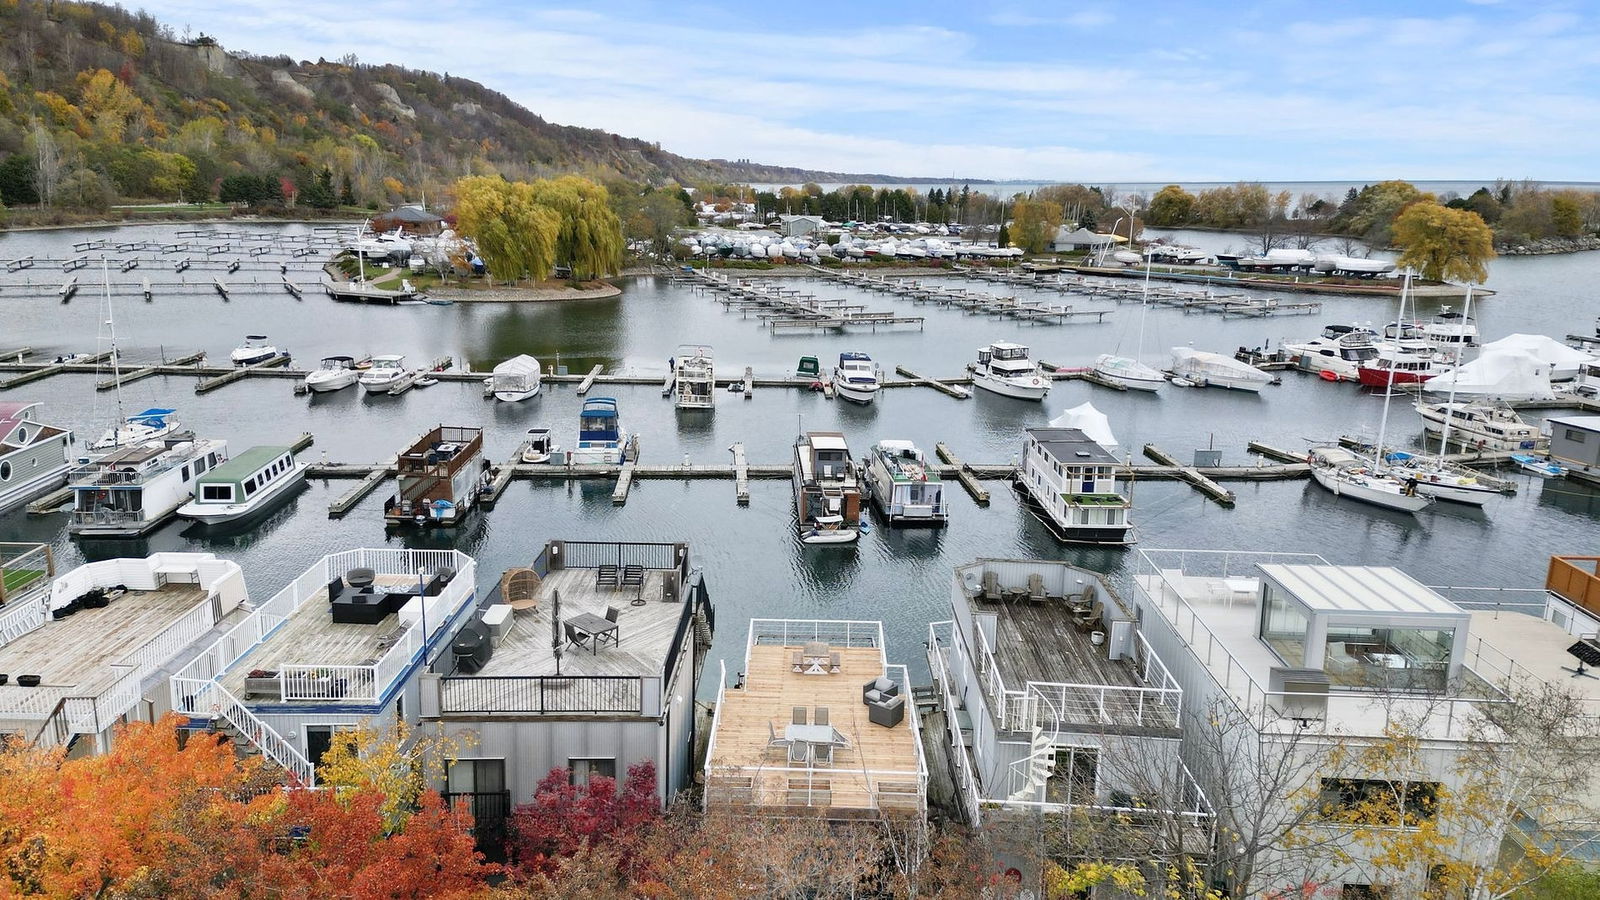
xmin=316 ymin=719 xmax=474 ymax=833
xmin=1392 ymin=201 xmax=1496 ymax=283
xmin=454 ymin=176 xmax=561 ymax=282
xmin=1010 ymin=198 xmax=1063 ymax=254
xmin=34 ymin=90 xmax=90 ymax=137
xmin=527 ymin=174 xmax=625 ymax=280
xmin=76 ymin=68 xmax=154 ymax=143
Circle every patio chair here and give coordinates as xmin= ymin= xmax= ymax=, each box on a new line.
xmin=596 ymin=565 xmax=620 ymax=589
xmin=767 ymin=720 xmax=789 ymax=749
xmin=792 ymin=706 xmax=807 ymax=725
xmin=564 ymin=621 xmax=592 ymax=652
xmin=621 ymin=564 xmax=645 ymax=598
xmin=814 ymin=707 xmax=829 ymax=726
xmin=600 ymin=606 xmax=621 ymax=647
xmin=812 ymin=742 xmax=834 ymax=766
xmin=1027 ymin=573 xmax=1046 ymax=603
xmin=980 ymin=570 xmax=1001 ymax=602
xmin=788 ymin=739 xmax=810 ymax=765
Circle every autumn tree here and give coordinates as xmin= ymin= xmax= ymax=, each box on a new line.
xmin=1008 ymin=198 xmax=1063 ymax=254
xmin=317 ymin=719 xmax=473 ymax=833
xmin=506 ymin=761 xmax=660 ymax=876
xmin=1392 ymin=201 xmax=1496 ymax=283
xmin=1147 ymin=184 xmax=1196 ymax=226
xmin=453 ymin=175 xmax=561 ymax=283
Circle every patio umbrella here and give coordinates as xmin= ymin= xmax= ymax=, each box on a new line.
xmin=550 ymin=588 xmax=563 ymax=675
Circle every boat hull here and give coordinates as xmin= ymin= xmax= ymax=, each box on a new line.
xmin=972 ymin=373 xmax=1049 ymax=401
xmin=494 ymin=386 xmax=540 ymax=402
xmin=177 ymin=466 xmax=308 ymax=524
xmin=799 ymin=526 xmax=860 ymax=545
xmin=1092 ymin=367 xmax=1164 ymax=392
xmin=305 ymin=371 xmax=358 ymax=393
xmin=1310 ymin=466 xmax=1432 ymax=512
xmin=1358 ymin=367 xmax=1434 ymax=388
xmin=835 ymin=382 xmax=879 ymax=404
xmin=0 ymin=461 xmax=70 ymax=515
xmin=1011 ymin=481 xmax=1134 ymax=546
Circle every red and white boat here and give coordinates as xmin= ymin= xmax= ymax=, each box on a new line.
xmin=1357 ymin=348 xmax=1444 ymax=387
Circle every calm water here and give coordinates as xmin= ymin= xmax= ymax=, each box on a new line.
xmin=2 ymin=222 xmax=1598 ymax=694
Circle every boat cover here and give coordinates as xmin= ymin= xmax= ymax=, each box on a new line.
xmin=1049 ymin=402 xmax=1119 ymax=454
xmin=1477 ymin=334 xmax=1595 ymax=380
xmin=1424 ymin=349 xmax=1555 ymax=402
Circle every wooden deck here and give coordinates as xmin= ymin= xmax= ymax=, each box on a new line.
xmin=706 ymin=645 xmax=924 ymax=814
xmin=475 ymin=567 xmax=689 ymax=679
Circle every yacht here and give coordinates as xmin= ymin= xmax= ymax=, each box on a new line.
xmin=793 ymin=431 xmax=863 ymax=545
xmin=0 ymin=402 xmax=74 ymax=515
xmin=673 ymin=345 xmax=715 ymax=409
xmin=69 ymin=435 xmax=229 ymax=537
xmin=89 ymin=407 xmax=180 ymax=452
xmin=178 ymin=445 xmax=306 ymax=525
xmin=1014 ymin=427 xmax=1133 ymax=545
xmin=1424 ymin=307 xmax=1478 ymax=352
xmin=569 ymin=398 xmax=629 ymax=465
xmin=862 ymin=440 xmax=947 ymax=527
xmin=382 ymin=426 xmax=485 ymax=528
xmin=490 ymin=354 xmax=542 ymax=402
xmin=358 ymin=355 xmax=408 ymax=392
xmin=1283 ymin=325 xmax=1379 ymax=382
xmin=1381 ymin=452 xmax=1498 ymax=506
xmin=520 ymin=427 xmax=559 ymax=464
xmin=972 ymin=342 xmax=1050 ymax=400
xmin=1090 ymin=354 xmax=1164 ymax=392
xmin=832 ymin=352 xmax=882 ymax=404
xmin=230 ymin=334 xmax=287 ymax=367
xmin=1357 ymin=348 xmax=1442 ymax=388
xmin=1168 ymin=347 xmax=1273 ymax=392
xmin=1414 ymin=401 xmax=1546 ymax=452
xmin=304 ymin=356 xmax=359 ymax=393
xmin=1307 ymin=446 xmax=1432 ymax=513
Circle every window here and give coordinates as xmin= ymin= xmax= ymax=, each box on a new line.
xmin=1260 ymin=583 xmax=1310 ymax=666
xmin=181 ymin=464 xmax=191 ymax=480
xmin=0 ymin=461 xmax=9 ymax=481
xmin=195 ymin=457 xmax=208 ymax=474
xmin=1320 ymin=778 xmax=1439 ymax=826
xmin=304 ymin=724 xmax=355 ymax=768
xmin=1566 ymin=429 xmax=1588 ymax=443
xmin=448 ymin=758 xmax=506 ymax=796
xmin=1323 ymin=624 xmax=1454 ymax=692
xmin=244 ymin=478 xmax=257 ymax=496
xmin=201 ymin=484 xmax=233 ymax=502
xmin=569 ymin=758 xmax=616 ymax=786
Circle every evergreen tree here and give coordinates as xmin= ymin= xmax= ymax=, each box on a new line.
xmin=339 ymin=175 xmax=356 ymax=206
xmin=301 ymin=167 xmax=337 ymax=209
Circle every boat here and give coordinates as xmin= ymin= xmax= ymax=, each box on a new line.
xmin=1111 ymin=250 xmax=1143 ymax=266
xmin=304 ymin=356 xmax=359 ymax=393
xmin=1511 ymin=453 xmax=1567 ymax=478
xmin=1382 ymin=451 xmax=1498 ymax=506
xmin=1049 ymin=402 xmax=1120 ymax=456
xmin=793 ymin=431 xmax=863 ymax=544
xmin=1424 ymin=306 xmax=1478 ymax=352
xmin=797 ymin=356 xmax=821 ymax=380
xmin=89 ymin=407 xmax=180 ymax=451
xmin=862 ymin=440 xmax=947 ymax=527
xmin=569 ymin=398 xmax=629 ymax=465
xmin=1283 ymin=325 xmax=1379 ymax=382
xmin=1477 ymin=333 xmax=1596 ymax=382
xmin=382 ymin=426 xmax=486 ymax=528
xmin=1422 ymin=349 xmax=1556 ymax=403
xmin=0 ymin=402 xmax=73 ymax=515
xmin=230 ymin=334 xmax=287 ymax=367
xmin=673 ymin=345 xmax=715 ymax=409
xmin=490 ymin=354 xmax=542 ymax=402
xmin=971 ymin=342 xmax=1050 ymax=400
xmin=832 ymin=351 xmax=882 ymax=404
xmin=1415 ymin=402 xmax=1545 ymax=451
xmin=414 ymin=374 xmax=439 ymax=388
xmin=521 ymin=427 xmax=560 ymax=464
xmin=1311 ymin=256 xmax=1396 ymax=276
xmin=324 ymin=279 xmax=426 ymax=304
xmin=69 ymin=434 xmax=229 ymax=537
xmin=1091 ymin=254 xmax=1163 ymax=392
xmin=1357 ymin=347 xmax=1443 ymax=387
xmin=1014 ymin=427 xmax=1134 ymax=545
xmin=177 ymin=445 xmax=306 ymax=525
xmin=358 ymin=355 xmax=408 ymax=393
xmin=1168 ymin=347 xmax=1273 ymax=392
xmin=1307 ymin=446 xmax=1433 ymax=513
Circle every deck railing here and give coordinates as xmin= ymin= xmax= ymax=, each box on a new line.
xmin=555 ymin=541 xmax=685 ymax=573
xmin=1548 ymin=556 xmax=1600 ymax=618
xmin=439 ymin=675 xmax=646 ymax=714
xmin=0 ymin=543 xmax=53 ymax=607
xmin=746 ymin=618 xmax=884 ymax=651
xmin=927 ymin=623 xmax=982 ymax=824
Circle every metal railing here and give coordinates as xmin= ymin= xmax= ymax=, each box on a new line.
xmin=440 ymin=675 xmax=644 ymax=714
xmin=556 ymin=541 xmax=684 ymax=573
xmin=927 ymin=622 xmax=983 ymax=824
xmin=0 ymin=543 xmax=53 ymax=606
xmin=747 ymin=618 xmax=884 ymax=650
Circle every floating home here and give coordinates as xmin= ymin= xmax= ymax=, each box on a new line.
xmin=383 ymin=426 xmax=486 ymax=527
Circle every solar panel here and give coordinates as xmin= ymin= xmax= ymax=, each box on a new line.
xmin=1567 ymin=639 xmax=1600 ymax=667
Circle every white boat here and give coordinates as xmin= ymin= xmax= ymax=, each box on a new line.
xmin=673 ymin=345 xmax=715 ymax=409
xmin=832 ymin=352 xmax=882 ymax=404
xmin=1311 ymin=256 xmax=1395 ymax=276
xmin=1423 ymin=307 xmax=1477 ymax=351
xmin=90 ymin=407 xmax=179 ymax=451
xmin=862 ymin=440 xmax=947 ymax=527
xmin=521 ymin=427 xmax=559 ymax=464
xmin=304 ymin=356 xmax=359 ymax=393
xmin=490 ymin=354 xmax=542 ymax=402
xmin=177 ymin=445 xmax=306 ymax=524
xmin=1168 ymin=347 xmax=1273 ymax=392
xmin=1415 ymin=401 xmax=1546 ymax=452
xmin=1380 ymin=451 xmax=1496 ymax=506
xmin=569 ymin=398 xmax=629 ymax=465
xmin=1423 ymin=349 xmax=1556 ymax=403
xmin=1308 ymin=446 xmax=1433 ymax=513
xmin=358 ymin=355 xmax=408 ymax=392
xmin=0 ymin=401 xmax=73 ymax=515
xmin=1049 ymin=402 xmax=1120 ymax=457
xmin=1015 ymin=427 xmax=1134 ymax=544
xmin=230 ymin=334 xmax=286 ymax=367
xmin=1283 ymin=325 xmax=1379 ymax=382
xmin=1477 ymin=333 xmax=1596 ymax=382
xmin=793 ymin=431 xmax=863 ymax=545
xmin=972 ymin=342 xmax=1050 ymax=401
xmin=1511 ymin=453 xmax=1567 ymax=478
xmin=69 ymin=436 xmax=229 ymax=537
xmin=1091 ymin=354 xmax=1164 ymax=391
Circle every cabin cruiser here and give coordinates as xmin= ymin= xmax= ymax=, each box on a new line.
xmin=793 ymin=431 xmax=863 ymax=545
xmin=1283 ymin=325 xmax=1379 ymax=382
xmin=1090 ymin=354 xmax=1164 ymax=392
xmin=832 ymin=352 xmax=882 ymax=404
xmin=1423 ymin=307 xmax=1477 ymax=352
xmin=972 ymin=342 xmax=1049 ymax=401
xmin=1168 ymin=347 xmax=1273 ymax=392
xmin=673 ymin=345 xmax=715 ymax=409
xmin=569 ymin=398 xmax=629 ymax=465
xmin=520 ymin=428 xmax=559 ymax=464
xmin=1307 ymin=446 xmax=1432 ymax=513
xmin=358 ymin=355 xmax=408 ymax=392
xmin=1015 ymin=427 xmax=1133 ymax=544
xmin=1357 ymin=348 xmax=1442 ymax=387
xmin=69 ymin=435 xmax=229 ymax=537
xmin=304 ymin=356 xmax=359 ymax=393
xmin=862 ymin=440 xmax=947 ymax=527
xmin=178 ymin=445 xmax=306 ymax=524
xmin=490 ymin=354 xmax=542 ymax=402
xmin=1414 ymin=401 xmax=1546 ymax=452
xmin=89 ymin=407 xmax=179 ymax=451
xmin=0 ymin=402 xmax=73 ymax=515
xmin=230 ymin=335 xmax=287 ymax=367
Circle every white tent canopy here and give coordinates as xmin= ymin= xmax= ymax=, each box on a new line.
xmin=492 ymin=354 xmax=542 ymax=390
xmin=1478 ymin=333 xmax=1596 ymax=381
xmin=1049 ymin=402 xmax=1119 ymax=454
xmin=1424 ymin=349 xmax=1555 ymax=402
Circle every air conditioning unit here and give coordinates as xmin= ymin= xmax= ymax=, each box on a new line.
xmin=1268 ymin=667 xmax=1329 ymax=720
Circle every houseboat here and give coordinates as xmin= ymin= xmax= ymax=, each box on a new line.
xmin=673 ymin=345 xmax=715 ymax=409
xmin=0 ymin=402 xmax=74 ymax=515
xmin=304 ymin=357 xmax=359 ymax=393
xmin=862 ymin=440 xmax=947 ymax=526
xmin=569 ymin=398 xmax=629 ymax=465
xmin=1414 ymin=401 xmax=1546 ymax=452
xmin=383 ymin=426 xmax=486 ymax=528
xmin=1014 ymin=427 xmax=1133 ymax=545
xmin=792 ymin=431 xmax=863 ymax=544
xmin=489 ymin=354 xmax=541 ymax=402
xmin=832 ymin=352 xmax=881 ymax=404
xmin=177 ymin=445 xmax=307 ymax=525
xmin=971 ymin=341 xmax=1049 ymax=400
xmin=69 ymin=435 xmax=229 ymax=537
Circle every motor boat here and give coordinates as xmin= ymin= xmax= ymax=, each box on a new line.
xmin=521 ymin=428 xmax=560 ymax=464
xmin=304 ymin=356 xmax=359 ymax=393
xmin=1311 ymin=256 xmax=1395 ymax=276
xmin=1511 ymin=453 xmax=1566 ymax=478
xmin=490 ymin=354 xmax=542 ymax=402
xmin=1090 ymin=354 xmax=1164 ymax=392
xmin=230 ymin=335 xmax=286 ymax=367
xmin=1168 ymin=347 xmax=1273 ymax=392
xmin=1477 ymin=334 xmax=1597 ymax=382
xmin=1308 ymin=447 xmax=1432 ymax=513
xmin=1423 ymin=306 xmax=1478 ymax=352
xmin=569 ymin=398 xmax=629 ymax=465
xmin=1283 ymin=326 xmax=1379 ymax=382
xmin=832 ymin=352 xmax=882 ymax=404
xmin=1358 ymin=348 xmax=1443 ymax=387
xmin=90 ymin=407 xmax=179 ymax=451
xmin=1414 ymin=401 xmax=1546 ymax=452
xmin=972 ymin=342 xmax=1049 ymax=401
xmin=672 ymin=345 xmax=715 ymax=409
xmin=358 ymin=355 xmax=408 ymax=393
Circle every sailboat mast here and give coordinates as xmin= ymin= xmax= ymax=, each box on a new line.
xmin=1372 ymin=268 xmax=1412 ymax=468
xmin=1137 ymin=248 xmax=1152 ymax=355
xmin=102 ymin=256 xmax=126 ymax=444
xmin=1434 ymin=283 xmax=1473 ymax=457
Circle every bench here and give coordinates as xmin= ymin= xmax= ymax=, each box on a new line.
xmin=596 ymin=565 xmax=619 ymax=589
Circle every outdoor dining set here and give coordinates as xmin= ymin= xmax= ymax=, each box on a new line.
xmin=563 ymin=605 xmax=621 ymax=654
xmin=768 ymin=706 xmax=851 ymax=766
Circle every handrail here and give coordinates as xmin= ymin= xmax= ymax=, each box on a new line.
xmin=927 ymin=622 xmax=982 ymax=824
xmin=745 ymin=618 xmax=885 ymax=651
xmin=0 ymin=543 xmax=53 ymax=607
xmin=701 ymin=659 xmax=730 ymax=808
xmin=173 ymin=676 xmax=315 ymax=785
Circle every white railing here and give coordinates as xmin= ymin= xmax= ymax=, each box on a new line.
xmin=124 ymin=594 xmax=218 ymax=670
xmin=927 ymin=623 xmax=983 ymax=823
xmin=173 ymin=676 xmax=315 ymax=785
xmin=746 ymin=618 xmax=885 ymax=651
xmin=0 ymin=593 xmax=47 ymax=647
xmin=700 ymin=659 xmax=731 ymax=809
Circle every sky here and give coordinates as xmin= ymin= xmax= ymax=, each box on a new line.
xmin=132 ymin=0 xmax=1600 ymax=182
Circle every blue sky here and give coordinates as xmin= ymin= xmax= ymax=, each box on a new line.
xmin=135 ymin=0 xmax=1600 ymax=181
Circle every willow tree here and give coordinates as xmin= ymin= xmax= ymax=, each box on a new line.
xmin=528 ymin=175 xmax=625 ymax=281
xmin=1392 ymin=201 xmax=1496 ymax=284
xmin=1009 ymin=198 xmax=1062 ymax=254
xmin=453 ymin=176 xmax=560 ymax=282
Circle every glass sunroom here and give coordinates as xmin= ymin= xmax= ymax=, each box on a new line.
xmin=1255 ymin=564 xmax=1471 ymax=693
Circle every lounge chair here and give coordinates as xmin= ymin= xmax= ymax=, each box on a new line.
xmin=1027 ymin=573 xmax=1046 ymax=603
xmin=980 ymin=570 xmax=1002 ymax=602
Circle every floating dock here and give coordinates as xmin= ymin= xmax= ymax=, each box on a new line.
xmin=1143 ymin=444 xmax=1236 ymax=506
xmin=935 ymin=442 xmax=990 ymax=505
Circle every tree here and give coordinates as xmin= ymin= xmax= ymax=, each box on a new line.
xmin=624 ymin=187 xmax=691 ymax=258
xmin=506 ymin=761 xmax=660 ymax=876
xmin=1009 ymin=198 xmax=1063 ymax=254
xmin=316 ymin=719 xmax=471 ymax=833
xmin=1392 ymin=201 xmax=1496 ymax=283
xmin=1147 ymin=184 xmax=1196 ymax=226
xmin=1341 ymin=180 xmax=1434 ymax=243
xmin=1550 ymin=195 xmax=1583 ymax=238
xmin=340 ymin=174 xmax=357 ymax=206
xmin=453 ymin=175 xmax=561 ymax=283
xmin=526 ymin=175 xmax=625 ymax=280
xmin=0 ymin=153 xmax=38 ymax=204
xmin=28 ymin=123 xmax=60 ymax=207
xmin=998 ymin=222 xmax=1011 ymax=249
xmin=301 ymin=166 xmax=338 ymax=209
xmin=56 ymin=168 xmax=114 ymax=210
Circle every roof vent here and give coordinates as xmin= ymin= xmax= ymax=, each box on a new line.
xmin=1075 ymin=451 xmax=1091 ymax=458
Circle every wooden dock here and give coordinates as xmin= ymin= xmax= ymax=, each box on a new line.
xmin=194 ymin=355 xmax=292 ymax=394
xmin=732 ymin=442 xmax=751 ymax=504
xmin=326 ymin=456 xmax=396 ymax=517
xmin=1248 ymin=441 xmax=1309 ymax=464
xmin=577 ymin=364 xmax=604 ymax=395
xmin=896 ymin=365 xmax=972 ymax=400
xmin=478 ymin=442 xmax=528 ymax=509
xmin=934 ymin=442 xmax=990 ymax=505
xmin=95 ymin=350 xmax=206 ymax=391
xmin=26 ymin=485 xmax=72 ymax=514
xmin=0 ymin=350 xmax=113 ymax=389
xmin=1143 ymin=444 xmax=1236 ymax=506
xmin=612 ymin=460 xmax=637 ymax=505
xmin=0 ymin=348 xmax=33 ymax=363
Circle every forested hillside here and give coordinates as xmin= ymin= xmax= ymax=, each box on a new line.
xmin=0 ymin=0 xmax=922 ymax=216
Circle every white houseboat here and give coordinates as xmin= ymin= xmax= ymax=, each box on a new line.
xmin=69 ymin=435 xmax=229 ymax=537
xmin=489 ymin=354 xmax=542 ymax=402
xmin=1015 ymin=427 xmax=1133 ymax=545
xmin=178 ymin=445 xmax=307 ymax=525
xmin=971 ymin=341 xmax=1049 ymax=400
xmin=0 ymin=402 xmax=73 ymax=515
xmin=673 ymin=345 xmax=715 ymax=409
xmin=862 ymin=439 xmax=947 ymax=526
xmin=793 ymin=431 xmax=863 ymax=544
xmin=832 ymin=352 xmax=882 ymax=404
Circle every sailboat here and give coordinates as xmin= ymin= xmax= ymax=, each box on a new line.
xmin=1092 ymin=249 xmax=1164 ymax=392
xmin=88 ymin=258 xmax=181 ymax=452
xmin=1308 ymin=268 xmax=1434 ymax=513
